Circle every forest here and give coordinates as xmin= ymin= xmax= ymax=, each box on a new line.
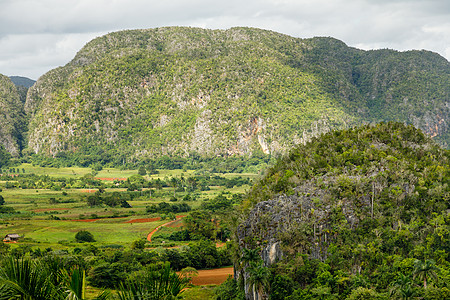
xmin=0 ymin=122 xmax=448 ymax=299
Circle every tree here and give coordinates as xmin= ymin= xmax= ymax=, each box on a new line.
xmin=247 ymin=262 xmax=270 ymax=300
xmin=75 ymin=230 xmax=96 ymax=243
xmin=0 ymin=146 xmax=11 ymax=169
xmin=0 ymin=257 xmax=57 ymax=299
xmin=390 ymin=273 xmax=416 ymax=300
xmin=0 ymin=195 xmax=4 ymax=206
xmin=0 ymin=257 xmax=109 ymax=300
xmin=89 ymin=262 xmax=125 ymax=289
xmin=240 ymin=248 xmax=261 ymax=270
xmin=170 ymin=177 xmax=179 ymax=197
xmin=346 ymin=287 xmax=379 ymax=300
xmin=131 ymin=239 xmax=146 ymax=250
xmin=138 ymin=165 xmax=146 ymax=176
xmin=61 ymin=266 xmax=110 ymax=300
xmin=184 ymin=210 xmax=216 ymax=240
xmin=413 ymin=259 xmax=438 ymax=289
xmin=116 ymin=262 xmax=188 ymax=299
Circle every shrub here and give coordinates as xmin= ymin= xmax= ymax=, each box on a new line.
xmin=75 ymin=230 xmax=95 ymax=243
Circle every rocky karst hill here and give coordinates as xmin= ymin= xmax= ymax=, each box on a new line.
xmin=236 ymin=122 xmax=449 ymax=299
xmin=0 ymin=74 xmax=26 ymax=156
xmin=20 ymin=27 xmax=450 ymax=163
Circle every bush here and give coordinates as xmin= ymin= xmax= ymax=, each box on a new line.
xmin=131 ymin=239 xmax=146 ymax=250
xmin=75 ymin=230 xmax=96 ymax=243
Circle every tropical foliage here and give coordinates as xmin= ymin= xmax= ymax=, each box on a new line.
xmin=233 ymin=122 xmax=450 ymax=299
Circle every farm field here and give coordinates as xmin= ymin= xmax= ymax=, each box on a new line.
xmin=0 ymin=163 xmax=255 ymax=298
xmin=0 ymin=163 xmax=256 ymax=250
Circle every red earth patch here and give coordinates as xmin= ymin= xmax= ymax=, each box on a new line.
xmin=190 ymin=267 xmax=234 ymax=285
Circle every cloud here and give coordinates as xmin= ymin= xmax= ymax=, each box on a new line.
xmin=0 ymin=0 xmax=449 ymax=79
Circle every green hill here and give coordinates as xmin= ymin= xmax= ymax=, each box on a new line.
xmin=24 ymin=27 xmax=449 ymax=165
xmin=236 ymin=122 xmax=449 ymax=299
xmin=9 ymin=76 xmax=36 ymax=104
xmin=0 ymin=74 xmax=26 ymax=157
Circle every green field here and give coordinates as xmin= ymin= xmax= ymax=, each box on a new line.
xmin=0 ymin=164 xmax=256 ymax=251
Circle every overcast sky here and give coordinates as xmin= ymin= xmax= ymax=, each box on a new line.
xmin=1 ymin=0 xmax=449 ymax=80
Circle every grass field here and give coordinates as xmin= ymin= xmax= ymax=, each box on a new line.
xmin=0 ymin=164 xmax=256 ymax=252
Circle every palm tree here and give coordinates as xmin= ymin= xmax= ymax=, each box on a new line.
xmin=241 ymin=248 xmax=260 ymax=268
xmin=116 ymin=262 xmax=188 ymax=300
xmin=413 ymin=259 xmax=438 ymax=289
xmin=62 ymin=266 xmax=110 ymax=300
xmin=247 ymin=262 xmax=270 ymax=300
xmin=0 ymin=257 xmax=57 ymax=300
xmin=390 ymin=273 xmax=416 ymax=300
xmin=0 ymin=257 xmax=110 ymax=300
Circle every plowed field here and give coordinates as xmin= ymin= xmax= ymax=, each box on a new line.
xmin=191 ymin=267 xmax=234 ymax=285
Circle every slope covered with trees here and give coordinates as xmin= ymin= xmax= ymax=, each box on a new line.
xmin=235 ymin=122 xmax=449 ymax=299
xmin=23 ymin=27 xmax=449 ymax=165
xmin=0 ymin=74 xmax=26 ymax=157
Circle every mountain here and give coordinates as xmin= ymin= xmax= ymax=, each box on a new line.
xmin=24 ymin=27 xmax=450 ymax=163
xmin=9 ymin=76 xmax=36 ymax=88
xmin=236 ymin=122 xmax=450 ymax=299
xmin=9 ymin=76 xmax=36 ymax=104
xmin=0 ymin=74 xmax=26 ymax=157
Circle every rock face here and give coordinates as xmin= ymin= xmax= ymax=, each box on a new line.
xmin=235 ymin=123 xmax=449 ymax=299
xmin=0 ymin=74 xmax=26 ymax=156
xmin=22 ymin=27 xmax=450 ymax=162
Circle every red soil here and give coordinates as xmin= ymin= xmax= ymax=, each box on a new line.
xmin=80 ymin=189 xmax=96 ymax=193
xmin=146 ymin=215 xmax=185 ymax=242
xmin=33 ymin=208 xmax=69 ymax=212
xmin=165 ymin=219 xmax=184 ymax=228
xmin=190 ymin=267 xmax=234 ymax=285
xmin=127 ymin=215 xmax=186 ymax=224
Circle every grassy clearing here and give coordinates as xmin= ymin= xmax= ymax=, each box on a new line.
xmin=179 ymin=286 xmax=216 ymax=299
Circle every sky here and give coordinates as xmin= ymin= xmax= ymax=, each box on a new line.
xmin=0 ymin=0 xmax=449 ymax=80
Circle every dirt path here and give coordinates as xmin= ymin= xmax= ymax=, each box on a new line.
xmin=191 ymin=267 xmax=234 ymax=285
xmin=146 ymin=216 xmax=184 ymax=242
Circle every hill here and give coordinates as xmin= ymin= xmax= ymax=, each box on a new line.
xmin=9 ymin=76 xmax=36 ymax=88
xmin=9 ymin=76 xmax=36 ymax=104
xmin=24 ymin=27 xmax=450 ymax=164
xmin=235 ymin=122 xmax=450 ymax=299
xmin=0 ymin=74 xmax=26 ymax=157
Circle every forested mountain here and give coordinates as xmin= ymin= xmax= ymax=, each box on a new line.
xmin=9 ymin=76 xmax=35 ymax=88
xmin=18 ymin=27 xmax=450 ymax=163
xmin=235 ymin=122 xmax=449 ymax=299
xmin=9 ymin=76 xmax=36 ymax=104
xmin=0 ymin=74 xmax=26 ymax=157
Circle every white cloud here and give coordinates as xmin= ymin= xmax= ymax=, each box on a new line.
xmin=0 ymin=0 xmax=448 ymax=79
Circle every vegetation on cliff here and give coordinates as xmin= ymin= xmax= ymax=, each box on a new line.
xmin=235 ymin=122 xmax=449 ymax=299
xmin=0 ymin=74 xmax=26 ymax=157
xmin=23 ymin=27 xmax=449 ymax=165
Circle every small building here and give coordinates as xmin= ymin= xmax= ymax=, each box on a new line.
xmin=3 ymin=234 xmax=20 ymax=242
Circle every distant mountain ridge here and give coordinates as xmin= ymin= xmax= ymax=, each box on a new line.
xmin=8 ymin=27 xmax=450 ymax=163
xmin=9 ymin=76 xmax=35 ymax=88
xmin=9 ymin=76 xmax=36 ymax=105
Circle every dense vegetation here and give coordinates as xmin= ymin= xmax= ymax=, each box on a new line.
xmin=232 ymin=122 xmax=450 ymax=299
xmin=9 ymin=76 xmax=35 ymax=104
xmin=21 ymin=27 xmax=449 ymax=166
xmin=0 ymin=162 xmax=250 ymax=298
xmin=0 ymin=74 xmax=26 ymax=157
